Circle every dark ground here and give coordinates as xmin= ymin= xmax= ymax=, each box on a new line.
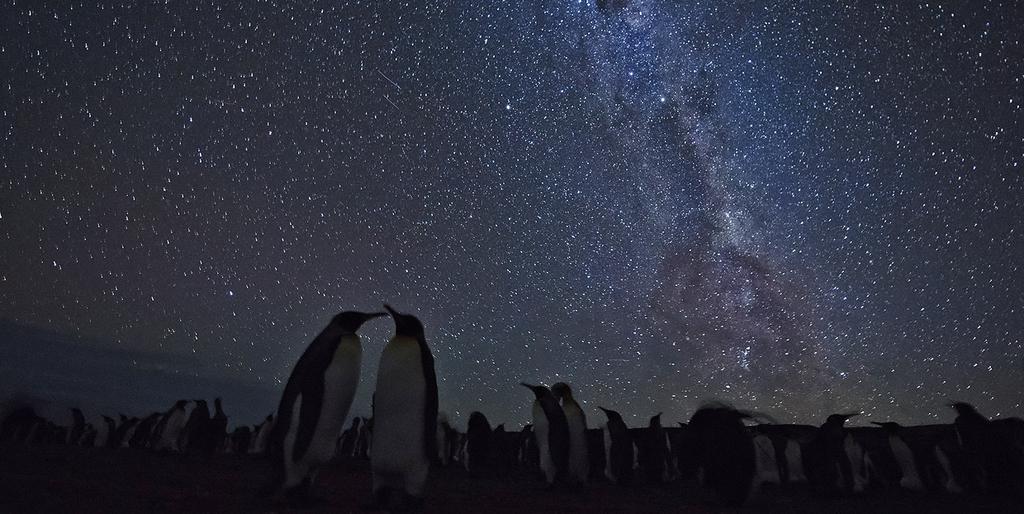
xmin=0 ymin=444 xmax=1016 ymax=513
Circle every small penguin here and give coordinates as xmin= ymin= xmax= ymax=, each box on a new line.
xmin=262 ymin=310 xmax=385 ymax=501
xmin=338 ymin=417 xmax=362 ymax=459
xmin=369 ymin=304 xmax=439 ymax=510
xmin=179 ymin=399 xmax=210 ymax=452
xmin=154 ymin=400 xmax=191 ymax=451
xmin=638 ymin=412 xmax=669 ymax=483
xmin=251 ymin=414 xmax=275 ymax=455
xmin=67 ymin=408 xmax=85 ymax=446
xmin=551 ymin=382 xmax=589 ymax=485
xmin=598 ymin=406 xmax=633 ymax=486
xmin=206 ymin=398 xmax=228 ymax=454
xmin=129 ymin=412 xmax=161 ymax=449
xmin=465 ymin=411 xmax=492 ymax=474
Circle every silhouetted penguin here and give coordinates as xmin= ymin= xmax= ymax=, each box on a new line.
xmin=179 ymin=399 xmax=210 ymax=452
xmin=870 ymin=421 xmax=923 ymax=490
xmin=154 ymin=400 xmax=190 ymax=451
xmin=231 ymin=426 xmax=252 ymax=454
xmin=552 ymin=382 xmax=589 ymax=485
xmin=598 ymin=406 xmax=633 ymax=486
xmin=112 ymin=414 xmax=139 ymax=448
xmin=522 ymin=383 xmax=570 ymax=486
xmin=369 ymin=304 xmax=439 ymax=511
xmin=952 ymin=402 xmax=1024 ymax=495
xmin=688 ymin=405 xmax=756 ymax=506
xmin=808 ymin=412 xmax=859 ymax=495
xmin=261 ymin=310 xmax=385 ymax=501
xmin=465 ymin=411 xmax=492 ymax=475
xmin=251 ymin=414 xmax=274 ymax=454
xmin=67 ymin=408 xmax=85 ymax=446
xmin=638 ymin=412 xmax=669 ymax=483
xmin=338 ymin=417 xmax=362 ymax=459
xmin=129 ymin=412 xmax=161 ymax=449
xmin=94 ymin=415 xmax=115 ymax=448
xmin=518 ymin=424 xmax=539 ymax=468
xmin=205 ymin=398 xmax=228 ymax=454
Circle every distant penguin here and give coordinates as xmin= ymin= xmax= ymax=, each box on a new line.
xmin=518 ymin=424 xmax=539 ymax=467
xmin=369 ymin=304 xmax=439 ymax=510
xmin=251 ymin=414 xmax=274 ymax=455
xmin=179 ymin=399 xmax=210 ymax=452
xmin=67 ymin=408 xmax=85 ymax=446
xmin=639 ymin=412 xmax=669 ymax=484
xmin=338 ymin=417 xmax=362 ymax=459
xmin=551 ymin=382 xmax=589 ymax=485
xmin=130 ymin=413 xmax=161 ymax=449
xmin=871 ymin=422 xmax=924 ymax=491
xmin=809 ymin=412 xmax=859 ymax=495
xmin=94 ymin=415 xmax=115 ymax=448
xmin=206 ymin=398 xmax=228 ymax=454
xmin=154 ymin=400 xmax=191 ymax=451
xmin=465 ymin=411 xmax=492 ymax=474
xmin=112 ymin=415 xmax=139 ymax=449
xmin=231 ymin=426 xmax=252 ymax=454
xmin=599 ymin=406 xmax=633 ymax=486
xmin=522 ymin=383 xmax=570 ymax=486
xmin=261 ymin=310 xmax=385 ymax=500
xmin=688 ymin=404 xmax=756 ymax=506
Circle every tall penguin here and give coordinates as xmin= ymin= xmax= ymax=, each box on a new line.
xmin=522 ymin=383 xmax=570 ymax=486
xmin=599 ymin=406 xmax=634 ymax=486
xmin=551 ymin=382 xmax=589 ymax=485
xmin=261 ymin=310 xmax=386 ymax=501
xmin=369 ymin=304 xmax=439 ymax=510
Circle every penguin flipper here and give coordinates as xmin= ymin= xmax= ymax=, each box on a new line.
xmin=293 ymin=377 xmax=325 ymax=463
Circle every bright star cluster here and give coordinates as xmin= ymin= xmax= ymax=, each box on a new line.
xmin=1 ymin=1 xmax=1021 ymax=427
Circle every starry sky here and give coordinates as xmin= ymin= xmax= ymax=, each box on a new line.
xmin=1 ymin=1 xmax=1022 ymax=429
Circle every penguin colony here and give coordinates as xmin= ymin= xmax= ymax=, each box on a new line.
xmin=4 ymin=311 xmax=1023 ymax=509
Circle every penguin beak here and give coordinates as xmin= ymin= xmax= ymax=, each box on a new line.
xmin=519 ymin=382 xmax=535 ymax=390
xmin=597 ymin=406 xmax=610 ymax=414
xmin=384 ymin=304 xmax=399 ymax=318
xmin=870 ymin=421 xmax=883 ymax=426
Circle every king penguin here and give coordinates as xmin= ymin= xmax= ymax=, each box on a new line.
xmin=522 ymin=383 xmax=570 ymax=486
xmin=261 ymin=310 xmax=386 ymax=501
xmin=599 ymin=406 xmax=634 ymax=486
xmin=369 ymin=304 xmax=439 ymax=510
xmin=551 ymin=382 xmax=589 ymax=485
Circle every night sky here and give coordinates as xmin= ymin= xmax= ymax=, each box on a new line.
xmin=1 ymin=1 xmax=1022 ymax=428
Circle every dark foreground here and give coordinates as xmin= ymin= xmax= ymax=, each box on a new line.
xmin=0 ymin=444 xmax=1016 ymax=513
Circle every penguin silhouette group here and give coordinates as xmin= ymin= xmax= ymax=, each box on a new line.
xmin=3 ymin=305 xmax=1023 ymax=510
xmin=258 ymin=304 xmax=438 ymax=512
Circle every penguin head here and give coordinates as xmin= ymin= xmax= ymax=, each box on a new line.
xmin=520 ymin=382 xmax=552 ymax=400
xmin=550 ymin=382 xmax=573 ymax=400
xmin=383 ymin=304 xmax=425 ymax=338
xmin=173 ymin=400 xmax=189 ymax=409
xmin=871 ymin=421 xmax=902 ymax=433
xmin=598 ymin=406 xmax=624 ymax=423
xmin=332 ymin=311 xmax=387 ymax=334
xmin=950 ymin=401 xmax=981 ymax=418
xmin=825 ymin=412 xmax=859 ymax=426
xmin=649 ymin=412 xmax=663 ymax=427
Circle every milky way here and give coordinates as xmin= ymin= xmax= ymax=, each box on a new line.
xmin=1 ymin=1 xmax=1021 ymax=427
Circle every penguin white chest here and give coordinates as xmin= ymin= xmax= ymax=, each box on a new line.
xmin=373 ymin=337 xmax=427 ymax=469
xmin=308 ymin=336 xmax=362 ymax=461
